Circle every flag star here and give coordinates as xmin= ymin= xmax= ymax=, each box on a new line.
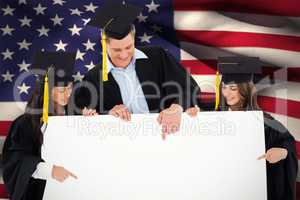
xmin=70 ymin=8 xmax=83 ymax=16
xmin=53 ymin=0 xmax=66 ymax=6
xmin=76 ymin=49 xmax=85 ymax=61
xmin=2 ymin=5 xmax=15 ymax=16
xmin=33 ymin=3 xmax=47 ymax=15
xmin=145 ymin=0 xmax=160 ymax=13
xmin=17 ymin=39 xmax=32 ymax=50
xmin=69 ymin=24 xmax=82 ymax=36
xmin=37 ymin=25 xmax=50 ymax=37
xmin=18 ymin=60 xmax=31 ymax=72
xmin=50 ymin=14 xmax=64 ymax=26
xmin=85 ymin=61 xmax=96 ymax=71
xmin=1 ymin=70 xmax=15 ymax=82
xmin=54 ymin=40 xmax=68 ymax=51
xmin=1 ymin=25 xmax=15 ymax=36
xmin=83 ymin=39 xmax=96 ymax=51
xmin=18 ymin=0 xmax=27 ymax=5
xmin=139 ymin=32 xmax=153 ymax=43
xmin=1 ymin=49 xmax=14 ymax=60
xmin=72 ymin=71 xmax=84 ymax=82
xmin=151 ymin=24 xmax=162 ymax=33
xmin=18 ymin=83 xmax=31 ymax=94
xmin=82 ymin=18 xmax=91 ymax=26
xmin=19 ymin=16 xmax=32 ymax=27
xmin=137 ymin=13 xmax=148 ymax=23
xmin=84 ymin=2 xmax=98 ymax=13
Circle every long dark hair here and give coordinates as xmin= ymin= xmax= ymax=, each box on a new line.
xmin=219 ymin=81 xmax=261 ymax=111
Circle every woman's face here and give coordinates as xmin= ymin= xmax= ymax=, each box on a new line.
xmin=221 ymin=82 xmax=241 ymax=106
xmin=51 ymin=83 xmax=72 ymax=106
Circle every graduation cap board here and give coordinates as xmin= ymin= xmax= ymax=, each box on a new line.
xmin=88 ymin=2 xmax=142 ymax=81
xmin=32 ymin=52 xmax=76 ymax=86
xmin=32 ymin=52 xmax=76 ymax=124
xmin=218 ymin=56 xmax=262 ymax=84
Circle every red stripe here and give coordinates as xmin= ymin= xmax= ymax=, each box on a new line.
xmin=297 ymin=182 xmax=300 ymax=200
xmin=0 ymin=184 xmax=8 ymax=198
xmin=0 ymin=121 xmax=11 ymax=137
xmin=182 ymin=60 xmax=300 ymax=83
xmin=258 ymin=96 xmax=300 ymax=119
xmin=176 ymin=30 xmax=300 ymax=52
xmin=198 ymin=92 xmax=300 ymax=119
xmin=296 ymin=142 xmax=300 ymax=160
xmin=173 ymin=0 xmax=300 ymax=17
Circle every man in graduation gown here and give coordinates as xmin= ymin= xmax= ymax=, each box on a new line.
xmin=75 ymin=2 xmax=203 ymax=137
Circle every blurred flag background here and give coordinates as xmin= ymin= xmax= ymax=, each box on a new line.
xmin=0 ymin=0 xmax=300 ymax=199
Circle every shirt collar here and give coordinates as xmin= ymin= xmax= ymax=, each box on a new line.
xmin=107 ymin=48 xmax=148 ymax=73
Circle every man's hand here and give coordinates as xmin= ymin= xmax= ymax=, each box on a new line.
xmin=186 ymin=106 xmax=200 ymax=117
xmin=82 ymin=107 xmax=98 ymax=116
xmin=109 ymin=104 xmax=131 ymax=121
xmin=257 ymin=148 xmax=288 ymax=164
xmin=157 ymin=104 xmax=183 ymax=140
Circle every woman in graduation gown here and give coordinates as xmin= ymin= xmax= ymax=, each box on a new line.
xmin=1 ymin=52 xmax=82 ymax=200
xmin=187 ymin=57 xmax=298 ymax=200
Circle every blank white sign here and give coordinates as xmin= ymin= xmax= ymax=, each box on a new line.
xmin=42 ymin=111 xmax=267 ymax=200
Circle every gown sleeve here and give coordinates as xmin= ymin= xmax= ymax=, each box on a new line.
xmin=264 ymin=114 xmax=298 ymax=200
xmin=2 ymin=114 xmax=44 ymax=200
xmin=155 ymin=47 xmax=212 ymax=110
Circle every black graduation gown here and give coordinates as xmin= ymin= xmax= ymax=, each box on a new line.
xmin=2 ymin=114 xmax=46 ymax=200
xmin=264 ymin=113 xmax=298 ymax=200
xmin=75 ymin=46 xmax=206 ymax=114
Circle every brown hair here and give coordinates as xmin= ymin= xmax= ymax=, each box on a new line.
xmin=219 ymin=81 xmax=261 ymax=111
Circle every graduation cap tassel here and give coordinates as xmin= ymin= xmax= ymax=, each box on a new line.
xmin=102 ymin=32 xmax=108 ymax=82
xmin=42 ymin=74 xmax=49 ymax=124
xmin=215 ymin=69 xmax=221 ymax=110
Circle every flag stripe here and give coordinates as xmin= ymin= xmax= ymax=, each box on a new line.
xmin=181 ymin=60 xmax=300 ymax=82
xmin=180 ymin=42 xmax=300 ymax=67
xmin=258 ymin=96 xmax=300 ymax=119
xmin=192 ymin=75 xmax=300 ymax=102
xmin=0 ymin=122 xmax=11 ymax=137
xmin=177 ymin=30 xmax=300 ymax=52
xmin=174 ymin=11 xmax=300 ymax=37
xmin=0 ymin=102 xmax=26 ymax=121
xmin=173 ymin=0 xmax=300 ymax=17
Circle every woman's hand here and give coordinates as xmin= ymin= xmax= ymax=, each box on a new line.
xmin=109 ymin=104 xmax=131 ymax=121
xmin=257 ymin=148 xmax=288 ymax=164
xmin=186 ymin=106 xmax=200 ymax=117
xmin=51 ymin=165 xmax=78 ymax=182
xmin=82 ymin=107 xmax=98 ymax=116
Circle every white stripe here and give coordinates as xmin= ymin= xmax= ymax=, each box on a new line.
xmin=0 ymin=102 xmax=26 ymax=121
xmin=267 ymin=112 xmax=300 ymax=141
xmin=192 ymin=75 xmax=300 ymax=102
xmin=192 ymin=75 xmax=217 ymax=93
xmin=257 ymin=81 xmax=300 ymax=102
xmin=180 ymin=42 xmax=300 ymax=67
xmin=174 ymin=11 xmax=300 ymax=37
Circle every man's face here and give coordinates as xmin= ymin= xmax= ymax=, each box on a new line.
xmin=107 ymin=33 xmax=135 ymax=68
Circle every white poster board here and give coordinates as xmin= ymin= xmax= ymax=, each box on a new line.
xmin=42 ymin=111 xmax=267 ymax=200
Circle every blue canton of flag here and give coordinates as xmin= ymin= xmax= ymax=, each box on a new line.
xmin=0 ymin=0 xmax=181 ymax=102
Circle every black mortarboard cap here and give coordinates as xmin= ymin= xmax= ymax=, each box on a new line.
xmin=88 ymin=2 xmax=142 ymax=39
xmin=218 ymin=56 xmax=262 ymax=84
xmin=32 ymin=52 xmax=76 ymax=86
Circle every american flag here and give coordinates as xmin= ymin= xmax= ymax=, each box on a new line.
xmin=0 ymin=0 xmax=299 ymax=199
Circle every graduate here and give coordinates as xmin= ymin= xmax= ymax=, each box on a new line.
xmin=187 ymin=57 xmax=298 ymax=200
xmin=2 ymin=52 xmax=78 ymax=200
xmin=75 ymin=1 xmax=203 ymax=139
